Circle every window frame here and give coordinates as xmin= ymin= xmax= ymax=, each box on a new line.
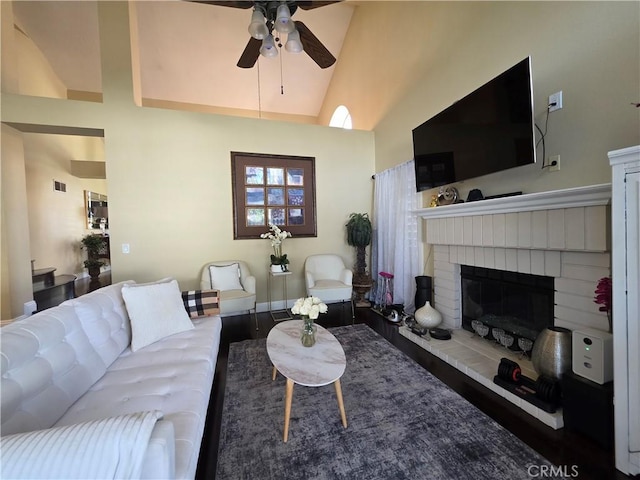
xmin=231 ymin=151 xmax=317 ymax=239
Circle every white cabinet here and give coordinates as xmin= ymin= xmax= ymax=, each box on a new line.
xmin=609 ymin=145 xmax=640 ymax=476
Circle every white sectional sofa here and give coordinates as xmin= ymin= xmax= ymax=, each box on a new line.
xmin=1 ymin=280 xmax=222 ymax=479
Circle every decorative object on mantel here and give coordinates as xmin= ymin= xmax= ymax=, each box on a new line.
xmin=345 ymin=213 xmax=373 ymax=307
xmin=414 ymin=301 xmax=443 ymax=330
xmin=436 ymin=185 xmax=460 ymax=206
xmin=531 ymin=326 xmax=572 ymax=380
xmin=466 ymin=188 xmax=484 ymax=202
xmin=291 ymin=296 xmax=328 ymax=347
xmin=593 ymin=276 xmax=612 ymax=333
xmin=260 ymin=223 xmax=292 ymax=272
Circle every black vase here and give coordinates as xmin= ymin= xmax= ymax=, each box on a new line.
xmin=414 ymin=276 xmax=432 ymax=309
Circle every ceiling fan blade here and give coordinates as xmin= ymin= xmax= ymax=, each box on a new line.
xmin=296 ymin=1 xmax=343 ymax=10
xmin=237 ymin=37 xmax=262 ymax=68
xmin=295 ymin=21 xmax=336 ymax=69
xmin=189 ymin=1 xmax=253 ymax=8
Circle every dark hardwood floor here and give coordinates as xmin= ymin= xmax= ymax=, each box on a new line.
xmin=195 ymin=304 xmax=630 ymax=480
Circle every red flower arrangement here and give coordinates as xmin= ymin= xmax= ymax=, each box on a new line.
xmin=594 ymin=276 xmax=612 ymax=332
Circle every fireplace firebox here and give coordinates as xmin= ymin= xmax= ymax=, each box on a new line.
xmin=461 ymin=266 xmax=554 ymax=347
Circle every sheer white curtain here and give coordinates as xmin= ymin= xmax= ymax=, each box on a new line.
xmin=371 ymin=160 xmax=423 ymax=312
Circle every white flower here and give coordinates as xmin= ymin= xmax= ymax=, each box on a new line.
xmin=260 ymin=223 xmax=292 ymax=246
xmin=291 ymin=296 xmax=328 ymax=320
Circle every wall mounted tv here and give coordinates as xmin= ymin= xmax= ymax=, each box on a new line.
xmin=413 ymin=57 xmax=536 ymax=192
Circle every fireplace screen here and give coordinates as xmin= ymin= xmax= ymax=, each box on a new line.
xmin=461 ymin=265 xmax=554 ymax=342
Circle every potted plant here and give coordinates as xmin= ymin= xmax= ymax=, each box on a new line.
xmin=346 ymin=213 xmax=373 ymax=307
xmin=81 ymin=234 xmax=107 ymax=282
xmin=83 ymin=258 xmax=105 ymax=278
xmin=260 ymin=224 xmax=292 ymax=272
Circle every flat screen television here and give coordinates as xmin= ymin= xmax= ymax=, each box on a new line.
xmin=413 ymin=57 xmax=536 ymax=191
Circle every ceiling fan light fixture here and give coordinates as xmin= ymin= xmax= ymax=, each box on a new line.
xmin=248 ymin=8 xmax=269 ymax=40
xmin=274 ymin=3 xmax=295 ymax=34
xmin=285 ymin=28 xmax=303 ymax=53
xmin=260 ymin=34 xmax=279 ymax=58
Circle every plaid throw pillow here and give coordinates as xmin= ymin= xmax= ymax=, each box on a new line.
xmin=182 ymin=289 xmax=220 ymax=318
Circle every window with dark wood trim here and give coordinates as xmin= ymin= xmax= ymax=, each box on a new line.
xmin=231 ymin=152 xmax=317 ymax=239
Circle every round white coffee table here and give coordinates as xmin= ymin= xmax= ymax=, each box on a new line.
xmin=266 ymin=319 xmax=347 ymax=442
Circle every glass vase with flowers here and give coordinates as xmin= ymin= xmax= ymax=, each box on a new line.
xmin=291 ymin=296 xmax=328 ymax=347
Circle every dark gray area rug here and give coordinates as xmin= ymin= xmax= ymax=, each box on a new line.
xmin=216 ymin=324 xmax=560 ymax=479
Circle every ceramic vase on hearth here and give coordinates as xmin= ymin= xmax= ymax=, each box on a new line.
xmin=531 ymin=326 xmax=572 ymax=380
xmin=414 ymin=301 xmax=442 ymax=329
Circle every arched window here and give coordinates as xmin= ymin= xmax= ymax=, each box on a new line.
xmin=329 ymin=105 xmax=352 ymax=129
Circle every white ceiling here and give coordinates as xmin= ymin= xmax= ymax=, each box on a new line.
xmin=12 ymin=0 xmax=354 ymax=118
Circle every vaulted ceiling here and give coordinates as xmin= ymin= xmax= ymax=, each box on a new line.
xmin=12 ymin=0 xmax=355 ymax=121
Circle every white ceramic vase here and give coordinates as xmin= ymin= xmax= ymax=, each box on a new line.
xmin=414 ymin=301 xmax=442 ymax=329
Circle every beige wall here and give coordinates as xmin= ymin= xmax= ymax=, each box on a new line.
xmin=1 ymin=2 xmax=375 ymax=311
xmin=24 ymin=133 xmax=107 ymax=276
xmin=323 ymin=1 xmax=640 ymax=201
xmin=103 ymin=106 xmax=374 ymax=299
xmin=1 ymin=125 xmax=33 ymax=319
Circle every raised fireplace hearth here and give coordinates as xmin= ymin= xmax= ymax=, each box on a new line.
xmin=405 ymin=184 xmax=612 ymax=428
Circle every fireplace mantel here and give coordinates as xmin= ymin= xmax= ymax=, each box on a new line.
xmin=414 ymin=184 xmax=611 ymax=219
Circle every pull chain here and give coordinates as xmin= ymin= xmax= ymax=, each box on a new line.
xmin=257 ymin=59 xmax=262 ymax=118
xmin=279 ymin=43 xmax=284 ymax=95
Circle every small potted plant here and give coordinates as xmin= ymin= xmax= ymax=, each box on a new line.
xmin=81 ymin=234 xmax=107 ymax=281
xmin=83 ymin=258 xmax=105 ymax=278
xmin=346 ymin=213 xmax=373 ymax=306
xmin=260 ymin=224 xmax=292 ymax=272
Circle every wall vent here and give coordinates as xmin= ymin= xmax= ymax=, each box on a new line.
xmin=53 ymin=180 xmax=66 ymax=192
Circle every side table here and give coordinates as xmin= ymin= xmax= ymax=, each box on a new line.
xmin=268 ymin=270 xmax=293 ymax=322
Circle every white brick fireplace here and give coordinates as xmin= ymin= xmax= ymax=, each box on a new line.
xmin=400 ymin=184 xmax=612 ymax=428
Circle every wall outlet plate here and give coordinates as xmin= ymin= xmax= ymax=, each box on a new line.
xmin=548 ymin=91 xmax=563 ymax=112
xmin=549 ymin=155 xmax=560 ymax=171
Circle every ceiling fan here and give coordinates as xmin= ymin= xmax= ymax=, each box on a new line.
xmin=191 ymin=1 xmax=341 ymax=69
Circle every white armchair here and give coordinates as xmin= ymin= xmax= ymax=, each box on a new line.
xmin=304 ymin=254 xmax=354 ymax=319
xmin=200 ymin=260 xmax=258 ymax=330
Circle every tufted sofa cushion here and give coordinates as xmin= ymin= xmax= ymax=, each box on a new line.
xmin=54 ymin=316 xmax=222 ymax=479
xmin=62 ymin=281 xmax=132 ymax=366
xmin=1 ymin=305 xmax=108 ymax=435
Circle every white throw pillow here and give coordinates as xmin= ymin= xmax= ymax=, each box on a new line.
xmin=122 ymin=279 xmax=194 ymax=352
xmin=208 ymin=263 xmax=243 ymax=291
